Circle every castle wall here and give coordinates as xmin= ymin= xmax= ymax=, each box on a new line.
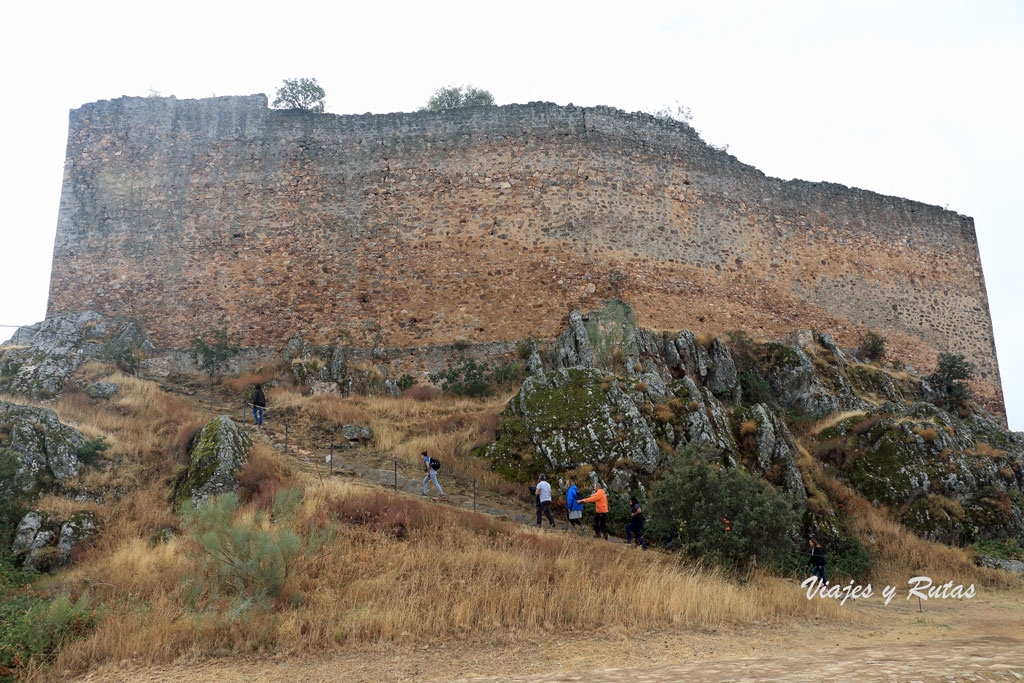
xmin=47 ymin=95 xmax=1004 ymax=411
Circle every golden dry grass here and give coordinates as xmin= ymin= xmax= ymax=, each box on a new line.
xmin=48 ymin=478 xmax=846 ymax=677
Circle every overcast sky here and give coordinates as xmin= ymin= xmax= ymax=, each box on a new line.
xmin=1 ymin=0 xmax=1021 ymax=428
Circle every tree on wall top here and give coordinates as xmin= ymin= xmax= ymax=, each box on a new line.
xmin=423 ymin=85 xmax=495 ymax=111
xmin=272 ymin=78 xmax=326 ymax=113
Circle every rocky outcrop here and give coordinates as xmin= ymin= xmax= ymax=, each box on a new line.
xmin=12 ymin=509 xmax=98 ymax=571
xmin=171 ymin=416 xmax=252 ymax=507
xmin=814 ymin=403 xmax=1024 ymax=545
xmin=0 ymin=400 xmax=87 ymax=496
xmin=85 ymin=382 xmax=119 ymax=399
xmin=0 ymin=311 xmax=149 ymax=398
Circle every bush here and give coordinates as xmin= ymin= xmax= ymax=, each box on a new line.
xmin=100 ymin=338 xmax=138 ymax=372
xmin=858 ymin=331 xmax=886 ymax=362
xmin=190 ymin=328 xmax=239 ymax=381
xmin=0 ymin=550 xmax=99 ymax=679
xmin=0 ymin=449 xmax=29 ymax=545
xmin=928 ymin=352 xmax=976 ymax=403
xmin=647 ymin=445 xmax=799 ymax=569
xmin=429 ymin=357 xmax=525 ymax=397
xmin=739 ymin=369 xmax=773 ymax=406
xmin=181 ymin=490 xmax=335 ymax=618
xmin=76 ymin=436 xmax=110 ymax=467
xmin=397 ymin=374 xmax=416 ymax=391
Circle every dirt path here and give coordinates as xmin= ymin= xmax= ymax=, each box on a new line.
xmin=72 ymin=590 xmax=1024 ymax=682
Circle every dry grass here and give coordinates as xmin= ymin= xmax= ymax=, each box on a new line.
xmin=49 ymin=479 xmax=845 ymax=676
xmin=805 ymin=410 xmax=866 ymax=437
xmin=739 ymin=420 xmax=758 ymax=437
xmin=223 ymin=367 xmax=283 ymax=395
xmin=912 ymin=426 xmax=939 ymax=443
xmin=971 ymin=441 xmax=1009 ymax=459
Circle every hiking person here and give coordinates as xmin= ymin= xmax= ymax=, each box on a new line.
xmin=579 ymin=485 xmax=609 ymax=539
xmin=566 ymin=478 xmax=584 ymax=533
xmin=252 ymin=384 xmax=266 ymax=427
xmin=421 ymin=450 xmax=444 ymax=499
xmin=809 ymin=539 xmax=826 ymax=586
xmin=535 ymin=475 xmax=555 ymax=528
xmin=625 ymin=496 xmax=647 ymax=549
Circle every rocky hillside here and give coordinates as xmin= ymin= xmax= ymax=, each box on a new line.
xmin=477 ymin=300 xmax=1024 ymax=555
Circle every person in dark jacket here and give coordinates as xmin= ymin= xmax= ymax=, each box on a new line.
xmin=809 ymin=538 xmax=827 ymax=586
xmin=566 ymin=478 xmax=584 ymax=533
xmin=252 ymin=384 xmax=266 ymax=427
xmin=625 ymin=497 xmax=647 ymax=549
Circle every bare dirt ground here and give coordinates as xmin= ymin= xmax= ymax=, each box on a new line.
xmin=71 ymin=587 xmax=1023 ymax=682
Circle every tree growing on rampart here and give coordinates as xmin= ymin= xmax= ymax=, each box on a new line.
xmin=272 ymin=78 xmax=326 ymax=113
xmin=423 ymin=85 xmax=494 ymax=111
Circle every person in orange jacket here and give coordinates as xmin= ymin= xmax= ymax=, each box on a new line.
xmin=579 ymin=485 xmax=609 ymax=539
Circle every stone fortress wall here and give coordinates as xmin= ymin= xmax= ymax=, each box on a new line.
xmin=46 ymin=94 xmax=1004 ymax=411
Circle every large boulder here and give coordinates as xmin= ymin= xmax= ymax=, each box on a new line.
xmin=482 ymin=368 xmax=664 ymax=484
xmin=171 ymin=416 xmax=252 ymax=507
xmin=0 ymin=400 xmax=87 ymax=496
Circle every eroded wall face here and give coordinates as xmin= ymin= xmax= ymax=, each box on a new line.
xmin=47 ymin=96 xmax=1003 ymax=411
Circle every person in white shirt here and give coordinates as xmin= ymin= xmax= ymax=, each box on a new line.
xmin=535 ymin=474 xmax=555 ymax=527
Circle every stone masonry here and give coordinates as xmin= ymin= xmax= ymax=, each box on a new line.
xmin=46 ymin=95 xmax=1004 ymax=412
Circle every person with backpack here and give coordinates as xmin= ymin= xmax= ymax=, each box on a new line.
xmin=625 ymin=497 xmax=647 ymax=549
xmin=809 ymin=538 xmax=827 ymax=586
xmin=566 ymin=478 xmax=584 ymax=533
xmin=579 ymin=485 xmax=609 ymax=539
xmin=252 ymin=384 xmax=266 ymax=427
xmin=534 ymin=474 xmax=555 ymax=528
xmin=421 ymin=450 xmax=444 ymax=499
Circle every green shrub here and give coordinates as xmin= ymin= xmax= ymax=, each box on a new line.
xmin=0 ymin=449 xmax=28 ymax=545
xmin=181 ymin=490 xmax=335 ymax=619
xmin=739 ymin=369 xmax=773 ymax=407
xmin=858 ymin=331 xmax=886 ymax=362
xmin=189 ymin=328 xmax=239 ymax=382
xmin=429 ymin=357 xmax=525 ymax=397
xmin=928 ymin=352 xmax=975 ymax=404
xmin=76 ymin=436 xmax=110 ymax=467
xmin=0 ymin=550 xmax=98 ymax=679
xmin=647 ymin=444 xmax=799 ymax=569
xmin=100 ymin=338 xmax=138 ymax=372
xmin=397 ymin=374 xmax=416 ymax=391
xmin=726 ymin=330 xmax=758 ymax=369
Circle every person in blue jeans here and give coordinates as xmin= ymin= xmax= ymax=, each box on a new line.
xmin=566 ymin=478 xmax=584 ymax=533
xmin=252 ymin=384 xmax=266 ymax=427
xmin=421 ymin=450 xmax=444 ymax=499
xmin=809 ymin=538 xmax=827 ymax=586
xmin=625 ymin=497 xmax=648 ymax=549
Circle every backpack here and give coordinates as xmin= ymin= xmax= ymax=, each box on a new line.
xmin=429 ymin=457 xmax=441 ymax=471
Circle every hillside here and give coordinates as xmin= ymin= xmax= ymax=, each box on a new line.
xmin=0 ymin=305 xmax=1021 ymax=679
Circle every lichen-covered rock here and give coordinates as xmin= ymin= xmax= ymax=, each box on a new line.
xmin=977 ymin=556 xmax=1024 ymax=576
xmin=171 ymin=416 xmax=252 ymax=507
xmin=85 ymin=381 xmax=119 ymax=399
xmin=341 ymin=424 xmax=373 ymax=444
xmin=676 ymin=378 xmax=739 ymax=463
xmin=706 ymin=337 xmax=739 ymax=400
xmin=0 ymin=400 xmax=87 ymax=496
xmin=11 ymin=509 xmax=98 ymax=569
xmin=482 ymin=368 xmax=663 ymax=484
xmin=816 ymin=403 xmax=1024 ymax=545
xmin=672 ymin=330 xmax=710 ymax=383
xmin=747 ymin=403 xmax=807 ymax=511
xmin=763 ymin=343 xmax=847 ymax=417
xmin=57 ymin=511 xmax=98 ymax=561
xmin=0 ymin=311 xmax=149 ymax=398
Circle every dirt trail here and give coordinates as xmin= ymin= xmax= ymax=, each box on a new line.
xmin=71 ymin=589 xmax=1023 ymax=682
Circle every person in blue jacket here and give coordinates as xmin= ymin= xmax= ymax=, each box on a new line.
xmin=566 ymin=478 xmax=584 ymax=534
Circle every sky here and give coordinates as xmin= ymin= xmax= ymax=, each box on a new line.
xmin=0 ymin=0 xmax=1021 ymax=428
